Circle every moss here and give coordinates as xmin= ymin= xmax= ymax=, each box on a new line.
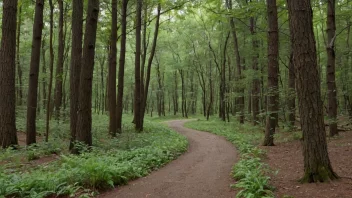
xmin=299 ymin=165 xmax=339 ymax=183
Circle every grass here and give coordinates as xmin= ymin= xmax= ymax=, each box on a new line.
xmin=0 ymin=113 xmax=188 ymax=198
xmin=185 ymin=118 xmax=275 ymax=198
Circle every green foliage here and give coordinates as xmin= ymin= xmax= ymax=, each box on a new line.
xmin=185 ymin=118 xmax=274 ymax=198
xmin=0 ymin=121 xmax=188 ymax=198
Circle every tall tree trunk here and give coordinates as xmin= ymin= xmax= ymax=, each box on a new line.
xmin=179 ymin=70 xmax=188 ymax=118
xmin=287 ymin=52 xmax=296 ymax=127
xmin=250 ymin=17 xmax=260 ymax=125
xmin=116 ymin=0 xmax=128 ymax=133
xmin=76 ymin=0 xmax=99 ymax=148
xmin=227 ymin=0 xmax=244 ymax=123
xmin=264 ymin=0 xmax=279 ymax=146
xmin=173 ymin=71 xmax=178 ymax=115
xmin=0 ymin=0 xmax=18 ymax=148
xmin=54 ymin=0 xmax=65 ymax=119
xmin=69 ymin=0 xmax=83 ymax=151
xmin=41 ymin=37 xmax=47 ymax=111
xmin=220 ymin=33 xmax=230 ymax=121
xmin=287 ymin=0 xmax=338 ymax=183
xmin=134 ymin=0 xmax=143 ymax=131
xmin=26 ymin=0 xmax=45 ymax=145
xmin=326 ymin=0 xmax=338 ymax=137
xmin=108 ymin=0 xmax=117 ymax=136
xmin=141 ymin=3 xmax=161 ymax=125
xmin=16 ymin=4 xmax=23 ymax=106
xmin=45 ymin=0 xmax=55 ymax=142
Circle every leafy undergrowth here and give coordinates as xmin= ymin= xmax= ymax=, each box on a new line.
xmin=185 ymin=118 xmax=274 ymax=198
xmin=0 ymin=120 xmax=188 ymax=198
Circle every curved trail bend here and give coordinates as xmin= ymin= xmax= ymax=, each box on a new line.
xmin=100 ymin=120 xmax=238 ymax=198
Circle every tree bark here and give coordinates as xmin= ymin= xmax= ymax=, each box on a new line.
xmin=16 ymin=4 xmax=23 ymax=106
xmin=108 ymin=0 xmax=117 ymax=136
xmin=250 ymin=17 xmax=260 ymax=125
xmin=264 ymin=0 xmax=279 ymax=146
xmin=326 ymin=0 xmax=338 ymax=137
xmin=69 ymin=0 xmax=83 ymax=151
xmin=227 ymin=0 xmax=244 ymax=124
xmin=287 ymin=52 xmax=296 ymax=127
xmin=76 ymin=0 xmax=100 ymax=148
xmin=134 ymin=0 xmax=143 ymax=131
xmin=26 ymin=0 xmax=45 ymax=145
xmin=0 ymin=0 xmax=18 ymax=148
xmin=116 ymin=0 xmax=128 ymax=133
xmin=54 ymin=0 xmax=65 ymax=119
xmin=287 ymin=0 xmax=338 ymax=183
xmin=45 ymin=0 xmax=55 ymax=142
xmin=141 ymin=3 xmax=161 ymax=125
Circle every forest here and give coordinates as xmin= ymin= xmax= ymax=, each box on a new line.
xmin=0 ymin=0 xmax=352 ymax=197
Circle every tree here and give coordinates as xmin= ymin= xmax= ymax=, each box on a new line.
xmin=227 ymin=0 xmax=244 ymax=124
xmin=326 ymin=0 xmax=338 ymax=137
xmin=250 ymin=16 xmax=260 ymax=125
xmin=26 ymin=0 xmax=45 ymax=145
xmin=108 ymin=0 xmax=117 ymax=136
xmin=16 ymin=4 xmax=23 ymax=105
xmin=134 ymin=0 xmax=143 ymax=131
xmin=54 ymin=0 xmax=65 ymax=118
xmin=45 ymin=0 xmax=55 ymax=142
xmin=141 ymin=3 xmax=162 ymax=125
xmin=69 ymin=0 xmax=84 ymax=150
xmin=263 ymin=0 xmax=279 ymax=146
xmin=116 ymin=0 xmax=128 ymax=134
xmin=75 ymin=0 xmax=100 ymax=148
xmin=287 ymin=0 xmax=339 ymax=182
xmin=287 ymin=52 xmax=296 ymax=128
xmin=0 ymin=0 xmax=18 ymax=148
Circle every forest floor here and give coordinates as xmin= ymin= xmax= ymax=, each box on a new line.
xmin=99 ymin=120 xmax=238 ymax=198
xmin=261 ymin=128 xmax=352 ymax=198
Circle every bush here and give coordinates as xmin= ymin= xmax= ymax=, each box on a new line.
xmin=0 ymin=121 xmax=188 ymax=198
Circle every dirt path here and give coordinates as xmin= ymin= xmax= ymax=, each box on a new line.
xmin=99 ymin=120 xmax=238 ymax=198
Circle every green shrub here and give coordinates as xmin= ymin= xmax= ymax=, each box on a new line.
xmin=0 ymin=121 xmax=188 ymax=198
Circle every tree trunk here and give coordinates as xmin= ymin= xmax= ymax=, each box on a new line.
xmin=69 ymin=0 xmax=83 ymax=151
xmin=116 ymin=0 xmax=128 ymax=134
xmin=134 ymin=0 xmax=143 ymax=131
xmin=76 ymin=0 xmax=99 ymax=148
xmin=264 ymin=0 xmax=279 ymax=146
xmin=141 ymin=3 xmax=161 ymax=125
xmin=287 ymin=52 xmax=296 ymax=127
xmin=108 ymin=0 xmax=117 ymax=136
xmin=287 ymin=0 xmax=338 ymax=183
xmin=227 ymin=0 xmax=244 ymax=124
xmin=16 ymin=4 xmax=23 ymax=106
xmin=0 ymin=0 xmax=18 ymax=148
xmin=45 ymin=0 xmax=55 ymax=142
xmin=326 ymin=0 xmax=338 ymax=137
xmin=26 ymin=0 xmax=45 ymax=145
xmin=250 ymin=17 xmax=260 ymax=125
xmin=54 ymin=0 xmax=65 ymax=119
xmin=41 ymin=37 xmax=47 ymax=112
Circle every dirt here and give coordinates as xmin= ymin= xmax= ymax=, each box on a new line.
xmin=17 ymin=131 xmax=43 ymax=146
xmin=261 ymin=130 xmax=352 ymax=198
xmin=99 ymin=120 xmax=238 ymax=198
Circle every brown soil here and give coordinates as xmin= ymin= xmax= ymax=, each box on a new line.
xmin=99 ymin=120 xmax=238 ymax=198
xmin=17 ymin=131 xmax=43 ymax=146
xmin=261 ymin=131 xmax=352 ymax=198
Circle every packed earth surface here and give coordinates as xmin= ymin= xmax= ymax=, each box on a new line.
xmin=99 ymin=120 xmax=238 ymax=198
xmin=261 ymin=130 xmax=352 ymax=198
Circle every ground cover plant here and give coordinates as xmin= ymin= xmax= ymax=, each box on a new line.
xmin=0 ymin=114 xmax=188 ymax=198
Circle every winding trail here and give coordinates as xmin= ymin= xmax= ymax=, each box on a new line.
xmin=99 ymin=120 xmax=238 ymax=198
